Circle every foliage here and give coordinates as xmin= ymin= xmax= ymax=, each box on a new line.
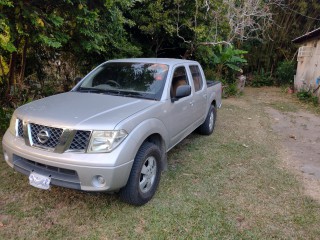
xmin=0 ymin=107 xmax=13 ymax=134
xmin=275 ymin=61 xmax=296 ymax=86
xmin=0 ymin=0 xmax=140 ymax=96
xmin=250 ymin=69 xmax=274 ymax=87
xmin=0 ymin=56 xmax=9 ymax=83
xmin=212 ymin=45 xmax=247 ymax=74
xmin=0 ymin=0 xmax=319 ymax=104
xmin=210 ymin=45 xmax=247 ymax=97
xmin=297 ymin=89 xmax=319 ymax=106
xmin=222 ymin=83 xmax=238 ymax=98
xmin=128 ymin=0 xmax=176 ymax=56
xmin=202 ymin=45 xmax=247 ymax=97
xmin=245 ymin=0 xmax=320 ymax=75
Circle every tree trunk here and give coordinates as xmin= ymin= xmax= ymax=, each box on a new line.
xmin=19 ymin=38 xmax=29 ymax=85
xmin=7 ymin=51 xmax=18 ymax=95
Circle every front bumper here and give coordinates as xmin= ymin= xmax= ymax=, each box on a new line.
xmin=2 ymin=131 xmax=134 ymax=191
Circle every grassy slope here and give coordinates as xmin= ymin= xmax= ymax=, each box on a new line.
xmin=0 ymin=87 xmax=319 ymax=239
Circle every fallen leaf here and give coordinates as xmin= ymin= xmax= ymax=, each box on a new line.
xmin=242 ymin=144 xmax=249 ymax=148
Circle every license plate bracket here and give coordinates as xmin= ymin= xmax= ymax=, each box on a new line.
xmin=29 ymin=172 xmax=51 ymax=190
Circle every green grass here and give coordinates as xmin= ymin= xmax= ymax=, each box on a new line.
xmin=268 ymin=101 xmax=299 ymax=113
xmin=1 ymin=87 xmax=320 ymax=239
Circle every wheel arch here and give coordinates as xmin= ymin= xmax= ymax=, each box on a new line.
xmin=143 ymin=133 xmax=167 ymax=171
xmin=211 ymin=99 xmax=216 ymax=108
xmin=120 ymin=118 xmax=169 ymax=172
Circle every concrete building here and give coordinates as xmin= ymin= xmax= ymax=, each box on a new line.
xmin=292 ymin=28 xmax=320 ymax=98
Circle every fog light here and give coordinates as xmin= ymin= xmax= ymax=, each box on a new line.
xmin=92 ymin=175 xmax=106 ymax=188
xmin=3 ymin=151 xmax=9 ymax=162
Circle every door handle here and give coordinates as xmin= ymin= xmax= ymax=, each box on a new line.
xmin=190 ymin=101 xmax=194 ymax=106
xmin=203 ymin=94 xmax=207 ymax=99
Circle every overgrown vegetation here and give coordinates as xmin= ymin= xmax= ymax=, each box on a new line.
xmin=275 ymin=61 xmax=296 ymax=86
xmin=0 ymin=107 xmax=12 ymax=132
xmin=297 ymin=89 xmax=319 ymax=106
xmin=1 ymin=1 xmax=319 ymax=131
xmin=250 ymin=69 xmax=274 ymax=87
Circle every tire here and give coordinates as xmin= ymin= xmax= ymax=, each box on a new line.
xmin=119 ymin=142 xmax=162 ymax=206
xmin=198 ymin=105 xmax=216 ymax=135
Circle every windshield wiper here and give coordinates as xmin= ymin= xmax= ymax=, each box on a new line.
xmin=77 ymin=87 xmax=105 ymax=93
xmin=77 ymin=87 xmax=121 ymax=95
xmin=119 ymin=91 xmax=156 ymax=100
xmin=77 ymin=87 xmax=156 ymax=100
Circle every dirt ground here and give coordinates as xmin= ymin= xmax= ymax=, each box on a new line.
xmin=238 ymin=87 xmax=320 ymax=202
xmin=267 ymin=107 xmax=320 ymax=202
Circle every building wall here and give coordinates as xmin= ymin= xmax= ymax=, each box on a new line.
xmin=295 ymin=39 xmax=320 ymax=98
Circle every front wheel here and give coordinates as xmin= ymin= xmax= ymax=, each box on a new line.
xmin=119 ymin=142 xmax=162 ymax=206
xmin=198 ymin=105 xmax=216 ymax=135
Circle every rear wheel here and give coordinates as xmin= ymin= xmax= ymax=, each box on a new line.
xmin=119 ymin=142 xmax=162 ymax=206
xmin=198 ymin=105 xmax=216 ymax=135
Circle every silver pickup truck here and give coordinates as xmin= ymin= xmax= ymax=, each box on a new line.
xmin=2 ymin=58 xmax=221 ymax=205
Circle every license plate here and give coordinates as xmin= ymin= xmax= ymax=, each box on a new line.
xmin=29 ymin=172 xmax=51 ymax=190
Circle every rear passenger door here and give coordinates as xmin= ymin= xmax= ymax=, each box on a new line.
xmin=189 ymin=65 xmax=207 ymax=125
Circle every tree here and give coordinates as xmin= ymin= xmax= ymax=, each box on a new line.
xmin=245 ymin=0 xmax=320 ymax=74
xmin=0 ymin=0 xmax=72 ymax=94
xmin=0 ymin=0 xmax=140 ymax=96
xmin=174 ymin=0 xmax=283 ymax=56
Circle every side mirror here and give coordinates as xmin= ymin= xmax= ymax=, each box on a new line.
xmin=172 ymin=85 xmax=191 ymax=102
xmin=74 ymin=77 xmax=82 ymax=84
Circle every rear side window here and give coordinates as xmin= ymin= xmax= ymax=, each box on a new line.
xmin=189 ymin=65 xmax=203 ymax=92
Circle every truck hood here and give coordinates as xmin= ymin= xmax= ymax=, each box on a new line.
xmin=16 ymin=92 xmax=156 ymax=130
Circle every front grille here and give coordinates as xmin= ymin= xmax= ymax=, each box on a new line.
xmin=18 ymin=120 xmax=91 ymax=153
xmin=30 ymin=123 xmax=63 ymax=149
xmin=17 ymin=119 xmax=24 ymax=137
xmin=25 ymin=159 xmax=77 ymax=176
xmin=69 ymin=130 xmax=91 ymax=151
xmin=13 ymin=155 xmax=81 ymax=190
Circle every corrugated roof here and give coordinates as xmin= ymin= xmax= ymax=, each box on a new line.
xmin=292 ymin=27 xmax=320 ymax=44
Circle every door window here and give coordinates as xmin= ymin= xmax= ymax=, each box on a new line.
xmin=189 ymin=65 xmax=203 ymax=92
xmin=171 ymin=66 xmax=189 ymax=98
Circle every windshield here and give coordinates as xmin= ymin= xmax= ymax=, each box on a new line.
xmin=75 ymin=62 xmax=169 ymax=100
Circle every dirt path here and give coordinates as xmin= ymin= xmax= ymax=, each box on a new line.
xmin=236 ymin=87 xmax=320 ymax=202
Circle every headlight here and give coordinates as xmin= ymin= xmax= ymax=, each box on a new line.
xmin=88 ymin=130 xmax=128 ymax=153
xmin=8 ymin=114 xmax=17 ymax=136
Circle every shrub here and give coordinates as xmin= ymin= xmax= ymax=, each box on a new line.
xmin=275 ymin=61 xmax=296 ymax=86
xmin=0 ymin=107 xmax=13 ymax=134
xmin=297 ymin=89 xmax=319 ymax=106
xmin=223 ymin=83 xmax=238 ymax=98
xmin=250 ymin=69 xmax=273 ymax=87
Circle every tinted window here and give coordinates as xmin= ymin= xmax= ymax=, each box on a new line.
xmin=189 ymin=65 xmax=203 ymax=92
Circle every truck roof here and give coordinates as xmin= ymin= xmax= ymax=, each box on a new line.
xmin=108 ymin=58 xmax=199 ymax=66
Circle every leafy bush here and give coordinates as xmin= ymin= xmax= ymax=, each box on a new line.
xmin=297 ymin=89 xmax=319 ymax=106
xmin=212 ymin=45 xmax=247 ymax=85
xmin=275 ymin=61 xmax=296 ymax=86
xmin=250 ymin=69 xmax=273 ymax=87
xmin=203 ymin=68 xmax=219 ymax=81
xmin=223 ymin=83 xmax=238 ymax=98
xmin=0 ymin=107 xmax=13 ymax=134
